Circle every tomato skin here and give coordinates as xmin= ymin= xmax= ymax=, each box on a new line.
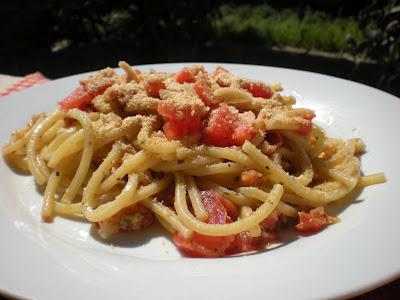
xmin=192 ymin=232 xmax=234 ymax=254
xmin=241 ymin=81 xmax=273 ymax=99
xmin=59 ymin=87 xmax=92 ymax=111
xmin=158 ymin=103 xmax=201 ymax=139
xmin=106 ymin=203 xmax=153 ymax=226
xmin=240 ymin=170 xmax=263 ymax=187
xmin=201 ymin=190 xmax=228 ymax=224
xmin=296 ymin=122 xmax=313 ymax=136
xmin=201 ymin=189 xmax=239 ymax=222
xmin=59 ymin=72 xmax=115 ymax=111
xmin=193 ymin=190 xmax=235 ymax=252
xmin=41 ymin=215 xmax=53 ymax=223
xmin=145 ymin=80 xmax=166 ymax=98
xmin=202 ymin=104 xmax=237 ymax=146
xmin=202 ymin=104 xmax=255 ymax=147
xmin=193 ymin=79 xmax=214 ymax=106
xmin=295 ymin=111 xmax=315 ymax=136
xmin=173 ymin=189 xmax=236 ymax=257
xmin=260 ymin=209 xmax=281 ymax=231
xmin=175 ymin=67 xmax=196 ymax=83
xmin=173 ymin=232 xmax=223 ymax=258
xmin=226 ymin=232 xmax=267 ymax=255
xmin=232 ymin=113 xmax=256 ymax=145
xmin=296 ymin=207 xmax=329 ymax=234
xmin=219 ymin=197 xmax=239 ymax=221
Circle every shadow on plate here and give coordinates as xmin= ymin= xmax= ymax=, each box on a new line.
xmin=325 ymin=187 xmax=364 ymax=217
xmin=89 ymin=222 xmax=171 ymax=249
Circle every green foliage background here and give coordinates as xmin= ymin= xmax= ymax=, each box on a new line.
xmin=213 ymin=4 xmax=364 ymax=53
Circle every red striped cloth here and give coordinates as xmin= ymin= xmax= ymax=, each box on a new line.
xmin=0 ymin=72 xmax=49 ymax=97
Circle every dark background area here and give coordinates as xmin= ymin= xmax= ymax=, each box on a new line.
xmin=0 ymin=1 xmax=399 ymax=298
xmin=0 ymin=0 xmax=399 ymax=97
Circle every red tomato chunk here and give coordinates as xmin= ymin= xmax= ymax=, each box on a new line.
xmin=202 ymin=104 xmax=255 ymax=146
xmin=145 ymin=80 xmax=165 ymax=98
xmin=296 ymin=111 xmax=316 ymax=136
xmin=201 ymin=190 xmax=239 ymax=222
xmin=260 ymin=209 xmax=281 ymax=231
xmin=173 ymin=189 xmax=284 ymax=257
xmin=296 ymin=207 xmax=329 ymax=234
xmin=158 ymin=102 xmax=201 ymax=139
xmin=226 ymin=232 xmax=270 ymax=255
xmin=193 ymin=79 xmax=214 ymax=106
xmin=59 ymin=87 xmax=92 ymax=111
xmin=241 ymin=81 xmax=273 ymax=99
xmin=59 ymin=69 xmax=116 ymax=111
xmin=175 ymin=67 xmax=196 ymax=84
xmin=240 ymin=170 xmax=263 ymax=187
xmin=173 ymin=190 xmax=235 ymax=258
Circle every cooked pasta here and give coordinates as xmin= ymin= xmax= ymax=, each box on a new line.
xmin=2 ymin=62 xmax=385 ymax=257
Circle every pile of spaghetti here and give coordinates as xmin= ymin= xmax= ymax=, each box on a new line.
xmin=2 ymin=62 xmax=385 ymax=257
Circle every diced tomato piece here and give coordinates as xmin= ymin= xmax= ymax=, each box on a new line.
xmin=219 ymin=197 xmax=239 ymax=221
xmin=175 ymin=67 xmax=196 ymax=83
xmin=191 ymin=231 xmax=234 ymax=254
xmin=201 ymin=190 xmax=228 ymax=224
xmin=194 ymin=79 xmax=214 ymax=106
xmin=202 ymin=104 xmax=236 ymax=146
xmin=295 ymin=111 xmax=315 ymax=136
xmin=190 ymin=190 xmax=235 ymax=255
xmin=173 ymin=232 xmax=224 ymax=258
xmin=296 ymin=122 xmax=313 ymax=136
xmin=59 ymin=71 xmax=115 ymax=111
xmin=90 ymin=83 xmax=110 ymax=96
xmin=303 ymin=110 xmax=316 ymax=121
xmin=296 ymin=207 xmax=329 ymax=234
xmin=134 ymin=69 xmax=142 ymax=75
xmin=59 ymin=87 xmax=92 ymax=111
xmin=41 ymin=215 xmax=53 ymax=223
xmin=226 ymin=232 xmax=271 ymax=255
xmin=201 ymin=190 xmax=239 ymax=221
xmin=158 ymin=102 xmax=201 ymax=139
xmin=240 ymin=170 xmax=263 ymax=187
xmin=260 ymin=209 xmax=281 ymax=231
xmin=216 ymin=81 xmax=230 ymax=88
xmin=96 ymin=203 xmax=154 ymax=236
xmin=202 ymin=104 xmax=255 ymax=146
xmin=106 ymin=203 xmax=153 ymax=226
xmin=214 ymin=66 xmax=231 ymax=87
xmin=232 ymin=113 xmax=256 ymax=145
xmin=241 ymin=81 xmax=273 ymax=99
xmin=173 ymin=189 xmax=237 ymax=257
xmin=145 ymin=80 xmax=166 ymax=98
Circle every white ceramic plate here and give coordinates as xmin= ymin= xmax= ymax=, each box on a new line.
xmin=0 ymin=63 xmax=399 ymax=300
